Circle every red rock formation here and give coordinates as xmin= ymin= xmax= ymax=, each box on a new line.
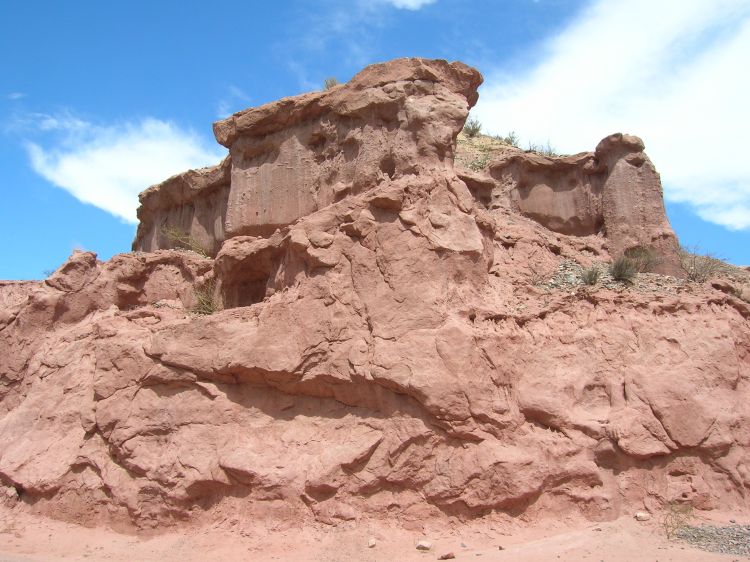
xmin=2 ymin=58 xmax=748 ymax=531
xmin=134 ymin=58 xmax=481 ymax=253
xmin=481 ymin=133 xmax=681 ymax=275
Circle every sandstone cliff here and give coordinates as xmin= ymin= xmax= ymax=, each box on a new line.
xmin=1 ymin=58 xmax=749 ymax=531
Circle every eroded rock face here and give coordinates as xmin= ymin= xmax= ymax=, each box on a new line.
xmin=133 ymin=158 xmax=230 ymax=256
xmin=134 ymin=58 xmax=482 ymax=253
xmin=2 ymin=58 xmax=749 ymax=530
xmin=484 ymin=133 xmax=681 ymax=275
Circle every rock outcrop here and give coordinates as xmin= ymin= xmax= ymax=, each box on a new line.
xmin=2 ymin=58 xmax=749 ymax=531
xmin=483 ymin=133 xmax=681 ymax=274
xmin=134 ymin=59 xmax=481 ymax=254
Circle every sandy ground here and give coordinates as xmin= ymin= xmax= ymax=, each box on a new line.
xmin=1 ymin=507 xmax=747 ymax=562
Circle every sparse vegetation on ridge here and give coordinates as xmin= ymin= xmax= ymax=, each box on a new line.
xmin=526 ymin=140 xmax=560 ymax=157
xmin=463 ymin=117 xmax=482 ymax=138
xmin=323 ymin=77 xmax=339 ymax=90
xmin=458 ymin=126 xmax=564 ymax=165
xmin=496 ymin=130 xmax=520 ymax=147
xmin=467 ymin=153 xmax=491 ymax=171
xmin=679 ymin=245 xmax=723 ymax=282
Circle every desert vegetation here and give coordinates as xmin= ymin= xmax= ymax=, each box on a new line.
xmin=494 ymin=130 xmax=520 ymax=147
xmin=525 ymin=140 xmax=560 ymax=157
xmin=610 ymin=255 xmax=638 ymax=283
xmin=662 ymin=501 xmax=694 ymax=540
xmin=191 ymin=278 xmax=221 ymax=315
xmin=161 ymin=225 xmax=209 ymax=257
xmin=460 ymin=118 xmax=560 ymax=157
xmin=679 ymin=245 xmax=723 ymax=282
xmin=581 ymin=266 xmax=600 ymax=286
xmin=463 ymin=117 xmax=482 ymax=138
xmin=624 ymin=246 xmax=661 ymax=273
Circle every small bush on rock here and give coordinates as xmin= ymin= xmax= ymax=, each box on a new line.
xmin=463 ymin=118 xmax=482 ymax=138
xmin=679 ymin=246 xmax=722 ymax=282
xmin=503 ymin=131 xmax=520 ymax=147
xmin=526 ymin=141 xmax=559 ymax=157
xmin=161 ymin=226 xmax=208 ymax=257
xmin=323 ymin=77 xmax=339 ymax=90
xmin=582 ymin=267 xmax=600 ymax=286
xmin=625 ymin=246 xmax=661 ymax=273
xmin=468 ymin=154 xmax=490 ymax=171
xmin=192 ymin=279 xmax=221 ymax=315
xmin=610 ymin=256 xmax=638 ymax=283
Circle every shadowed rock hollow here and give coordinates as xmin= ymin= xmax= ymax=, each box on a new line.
xmin=1 ymin=58 xmax=748 ymax=531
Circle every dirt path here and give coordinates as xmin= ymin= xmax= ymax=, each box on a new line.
xmin=0 ymin=509 xmax=746 ymax=561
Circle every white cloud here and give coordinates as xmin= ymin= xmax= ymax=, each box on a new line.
xmin=7 ymin=92 xmax=26 ymax=100
xmin=34 ymin=111 xmax=89 ymax=132
xmin=25 ymin=116 xmax=225 ymax=223
xmin=381 ymin=0 xmax=436 ymax=9
xmin=287 ymin=0 xmax=438 ymax=74
xmin=473 ymin=0 xmax=750 ymax=230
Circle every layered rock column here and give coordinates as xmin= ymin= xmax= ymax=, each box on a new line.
xmin=488 ymin=133 xmax=682 ymax=275
xmin=134 ymin=58 xmax=482 ymax=253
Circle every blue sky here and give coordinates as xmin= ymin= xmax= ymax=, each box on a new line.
xmin=2 ymin=0 xmax=749 ymax=279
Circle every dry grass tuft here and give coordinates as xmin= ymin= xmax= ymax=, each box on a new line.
xmin=662 ymin=502 xmax=694 ymax=540
xmin=192 ymin=279 xmax=222 ymax=315
xmin=610 ymin=256 xmax=638 ymax=283
xmin=161 ymin=226 xmax=209 ymax=257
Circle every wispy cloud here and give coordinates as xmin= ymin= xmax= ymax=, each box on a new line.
xmin=473 ymin=0 xmax=750 ymax=230
xmin=216 ymin=85 xmax=252 ymax=119
xmin=6 ymin=92 xmax=26 ymax=101
xmin=22 ymin=114 xmax=224 ymax=223
xmin=282 ymin=0 xmax=439 ymax=86
xmin=11 ymin=110 xmax=90 ymax=133
xmin=373 ymin=0 xmax=436 ymax=9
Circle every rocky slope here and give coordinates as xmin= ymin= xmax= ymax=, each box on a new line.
xmin=1 ymin=58 xmax=749 ymax=531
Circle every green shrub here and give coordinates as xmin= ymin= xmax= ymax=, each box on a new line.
xmin=468 ymin=154 xmax=490 ymax=171
xmin=581 ymin=267 xmax=600 ymax=286
xmin=502 ymin=131 xmax=520 ymax=147
xmin=624 ymin=246 xmax=661 ymax=273
xmin=526 ymin=141 xmax=559 ymax=157
xmin=463 ymin=118 xmax=482 ymax=138
xmin=679 ymin=245 xmax=722 ymax=282
xmin=161 ymin=226 xmax=208 ymax=257
xmin=610 ymin=256 xmax=638 ymax=283
xmin=323 ymin=77 xmax=339 ymax=90
xmin=192 ymin=279 xmax=221 ymax=315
